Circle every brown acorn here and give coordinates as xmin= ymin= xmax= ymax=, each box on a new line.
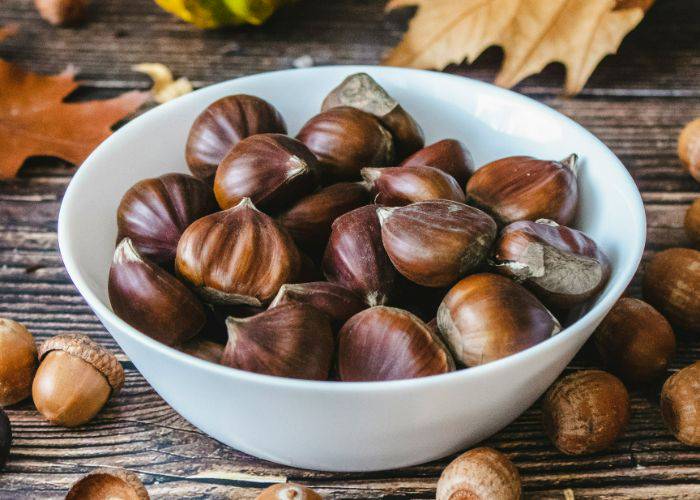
xmin=269 ymin=281 xmax=366 ymax=331
xmin=296 ymin=107 xmax=393 ymax=182
xmin=322 ymin=205 xmax=397 ymax=306
xmin=377 ymin=200 xmax=497 ymax=287
xmin=277 ymin=182 xmax=370 ymax=254
xmin=493 ymin=219 xmax=611 ymax=309
xmin=116 ymin=173 xmax=217 ymax=267
xmin=466 ymin=154 xmax=579 ymax=225
xmin=337 ymin=306 xmax=454 ymax=381
xmin=361 ymin=165 xmax=466 ymax=206
xmin=438 ymin=273 xmax=560 ymax=367
xmin=175 ymin=198 xmax=301 ymax=306
xmin=321 ymin=72 xmax=424 ymax=160
xmin=185 ymin=94 xmax=287 ymax=182
xmin=400 ymin=139 xmax=474 ymax=186
xmin=221 ymin=303 xmax=334 ymax=380
xmin=214 ymin=134 xmax=319 ymax=212
xmin=109 ymin=238 xmax=206 ymax=346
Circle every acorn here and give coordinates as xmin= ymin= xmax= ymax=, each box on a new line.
xmin=214 ymin=134 xmax=319 ymax=212
xmin=322 ymin=205 xmax=397 ymax=306
xmin=321 ymin=72 xmax=424 ymax=160
xmin=377 ymin=200 xmax=497 ymax=287
xmin=0 ymin=318 xmax=37 ymax=407
xmin=296 ymin=107 xmax=394 ymax=182
xmin=185 ymin=94 xmax=287 ymax=182
xmin=438 ymin=273 xmax=560 ymax=367
xmin=221 ymin=303 xmax=334 ymax=380
xmin=116 ymin=173 xmax=217 ymax=267
xmin=361 ymin=165 xmax=466 ymax=206
xmin=109 ymin=238 xmax=206 ymax=346
xmin=176 ymin=198 xmax=301 ymax=306
xmin=337 ymin=306 xmax=454 ymax=381
xmin=466 ymin=154 xmax=579 ymax=225
xmin=492 ymin=219 xmax=611 ymax=309
xmin=400 ymin=139 xmax=474 ymax=186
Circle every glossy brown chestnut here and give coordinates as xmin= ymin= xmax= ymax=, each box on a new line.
xmin=176 ymin=198 xmax=301 ymax=306
xmin=660 ymin=361 xmax=700 ymax=446
xmin=221 ymin=303 xmax=334 ymax=380
xmin=109 ymin=238 xmax=206 ymax=346
xmin=185 ymin=94 xmax=287 ymax=182
xmin=322 ymin=205 xmax=397 ymax=306
xmin=277 ymin=181 xmax=370 ymax=254
xmin=643 ymin=248 xmax=700 ymax=335
xmin=321 ymin=72 xmax=424 ymax=160
xmin=436 ymin=447 xmax=521 ymax=500
xmin=361 ymin=165 xmax=465 ymax=206
xmin=437 ymin=273 xmax=560 ymax=367
xmin=400 ymin=139 xmax=475 ymax=186
xmin=256 ymin=483 xmax=321 ymax=500
xmin=116 ymin=173 xmax=217 ymax=266
xmin=177 ymin=338 xmax=225 ymax=364
xmin=296 ymin=106 xmax=393 ymax=182
xmin=466 ymin=154 xmax=579 ymax=225
xmin=337 ymin=306 xmax=454 ymax=381
xmin=493 ymin=219 xmax=611 ymax=309
xmin=270 ymin=281 xmax=365 ymax=330
xmin=377 ymin=200 xmax=497 ymax=287
xmin=214 ymin=133 xmax=319 ymax=211
xmin=594 ymin=298 xmax=676 ymax=384
xmin=685 ymin=198 xmax=700 ymax=247
xmin=0 ymin=409 xmax=10 ymax=470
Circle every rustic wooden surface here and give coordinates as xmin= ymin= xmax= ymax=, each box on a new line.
xmin=0 ymin=0 xmax=699 ymax=498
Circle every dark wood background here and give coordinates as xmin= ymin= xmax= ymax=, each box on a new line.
xmin=1 ymin=0 xmax=699 ymax=498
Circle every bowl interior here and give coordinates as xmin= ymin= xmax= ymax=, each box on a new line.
xmin=59 ymin=66 xmax=645 ymax=373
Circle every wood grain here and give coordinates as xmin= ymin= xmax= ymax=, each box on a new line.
xmin=0 ymin=0 xmax=699 ymax=498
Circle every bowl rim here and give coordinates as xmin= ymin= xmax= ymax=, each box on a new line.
xmin=57 ymin=64 xmax=647 ymax=393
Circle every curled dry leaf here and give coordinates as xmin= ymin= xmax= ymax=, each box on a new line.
xmin=133 ymin=63 xmax=193 ymax=104
xmin=0 ymin=63 xmax=148 ymax=179
xmin=384 ymin=0 xmax=654 ymax=95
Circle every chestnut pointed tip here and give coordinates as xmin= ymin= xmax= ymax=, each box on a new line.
xmin=234 ymin=197 xmax=258 ymax=211
xmin=360 ymin=167 xmax=382 ymax=185
xmin=535 ymin=218 xmax=560 ymax=227
xmin=375 ymin=206 xmax=395 ymax=226
xmin=113 ymin=237 xmax=143 ymax=265
xmin=561 ymin=154 xmax=579 ymax=175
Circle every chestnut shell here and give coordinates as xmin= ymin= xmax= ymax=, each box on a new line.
xmin=400 ymin=139 xmax=474 ymax=186
xmin=362 ymin=165 xmax=466 ymax=206
xmin=185 ymin=94 xmax=287 ymax=182
xmin=116 ymin=173 xmax=217 ymax=267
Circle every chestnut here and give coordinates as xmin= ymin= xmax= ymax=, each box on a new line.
xmin=321 ymin=72 xmax=424 ymax=160
xmin=256 ymin=483 xmax=321 ymax=500
xmin=685 ymin=198 xmax=700 ymax=248
xmin=0 ymin=409 xmax=10 ymax=470
xmin=277 ymin=181 xmax=370 ymax=255
xmin=185 ymin=94 xmax=287 ymax=182
xmin=322 ymin=205 xmax=397 ymax=306
xmin=642 ymin=248 xmax=700 ymax=335
xmin=296 ymin=106 xmax=394 ymax=182
xmin=466 ymin=154 xmax=579 ymax=225
xmin=177 ymin=338 xmax=225 ymax=364
xmin=109 ymin=238 xmax=206 ymax=346
xmin=337 ymin=306 xmax=454 ymax=381
xmin=661 ymin=361 xmax=700 ymax=446
xmin=214 ymin=133 xmax=319 ymax=211
xmin=594 ymin=298 xmax=675 ymax=384
xmin=361 ymin=165 xmax=466 ymax=206
xmin=492 ymin=219 xmax=611 ymax=309
xmin=221 ymin=303 xmax=334 ymax=380
xmin=437 ymin=447 xmax=521 ymax=500
xmin=437 ymin=273 xmax=560 ymax=367
xmin=176 ymin=198 xmax=301 ymax=306
xmin=400 ymin=139 xmax=475 ymax=186
xmin=67 ymin=469 xmax=150 ymax=500
xmin=269 ymin=281 xmax=366 ymax=331
xmin=0 ymin=318 xmax=37 ymax=407
xmin=542 ymin=370 xmax=630 ymax=455
xmin=377 ymin=200 xmax=497 ymax=287
xmin=116 ymin=173 xmax=217 ymax=267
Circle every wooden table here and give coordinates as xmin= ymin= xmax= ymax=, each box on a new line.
xmin=1 ymin=1 xmax=698 ymax=498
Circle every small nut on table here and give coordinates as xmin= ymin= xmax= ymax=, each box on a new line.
xmin=0 ymin=408 xmax=11 ymax=471
xmin=256 ymin=483 xmax=322 ymax=500
xmin=0 ymin=318 xmax=38 ymax=407
xmin=66 ymin=468 xmax=149 ymax=500
xmin=685 ymin=198 xmax=700 ymax=247
xmin=32 ymin=334 xmax=124 ymax=427
xmin=400 ymin=139 xmax=475 ymax=186
xmin=436 ymin=447 xmax=521 ymax=500
xmin=660 ymin=361 xmax=700 ymax=446
xmin=678 ymin=117 xmax=700 ymax=183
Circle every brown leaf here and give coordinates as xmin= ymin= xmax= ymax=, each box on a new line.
xmin=0 ymin=62 xmax=148 ymax=179
xmin=384 ymin=0 xmax=653 ymax=94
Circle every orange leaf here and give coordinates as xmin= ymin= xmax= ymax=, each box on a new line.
xmin=0 ymin=61 xmax=148 ymax=179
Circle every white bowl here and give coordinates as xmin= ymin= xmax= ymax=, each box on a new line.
xmin=58 ymin=66 xmax=646 ymax=472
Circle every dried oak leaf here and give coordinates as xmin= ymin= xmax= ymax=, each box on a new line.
xmin=0 ymin=62 xmax=148 ymax=179
xmin=384 ymin=0 xmax=654 ymax=95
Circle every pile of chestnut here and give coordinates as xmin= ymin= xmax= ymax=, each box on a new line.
xmin=108 ymin=72 xmax=611 ymax=382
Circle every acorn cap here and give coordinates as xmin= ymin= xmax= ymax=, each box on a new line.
xmin=38 ymin=334 xmax=125 ymax=395
xmin=66 ymin=468 xmax=149 ymax=500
